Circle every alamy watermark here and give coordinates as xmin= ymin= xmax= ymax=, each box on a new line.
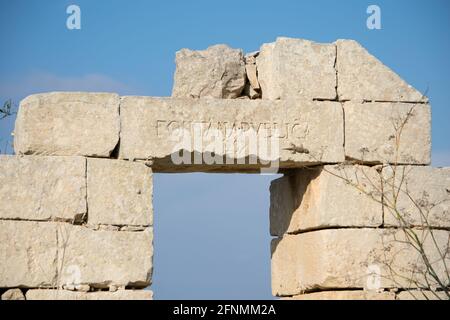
xmin=366 ymin=264 xmax=382 ymax=290
xmin=66 ymin=5 xmax=81 ymax=30
xmin=165 ymin=120 xmax=282 ymax=174
xmin=367 ymin=5 xmax=381 ymax=30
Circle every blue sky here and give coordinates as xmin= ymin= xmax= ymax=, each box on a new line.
xmin=0 ymin=0 xmax=449 ymax=299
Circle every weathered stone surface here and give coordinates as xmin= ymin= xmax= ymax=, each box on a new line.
xmin=244 ymin=51 xmax=261 ymax=98
xmin=245 ymin=63 xmax=260 ymax=91
xmin=344 ymin=101 xmax=431 ymax=164
xmin=336 ymin=40 xmax=425 ymax=102
xmin=0 ymin=222 xmax=154 ymax=291
xmin=382 ymin=166 xmax=450 ymax=228
xmin=172 ymin=45 xmax=246 ymax=99
xmin=87 ymin=159 xmax=153 ymax=226
xmin=285 ymin=291 xmax=395 ymax=300
xmin=256 ymin=37 xmax=336 ymax=100
xmin=0 ymin=221 xmax=57 ymax=287
xmin=270 ymin=165 xmax=382 ymax=236
xmin=396 ymin=290 xmax=449 ymax=300
xmin=244 ymin=51 xmax=259 ymax=65
xmin=271 ymin=229 xmax=450 ymax=296
xmin=14 ymin=92 xmax=120 ymax=157
xmin=1 ymin=289 xmax=26 ymax=300
xmin=0 ymin=156 xmax=86 ymax=221
xmin=119 ymin=97 xmax=344 ymax=172
xmin=26 ymin=289 xmax=153 ymax=300
xmin=56 ymin=225 xmax=153 ymax=288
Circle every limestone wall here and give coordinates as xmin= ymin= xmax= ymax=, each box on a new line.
xmin=1 ymin=37 xmax=448 ymax=300
xmin=0 ymin=156 xmax=153 ymax=300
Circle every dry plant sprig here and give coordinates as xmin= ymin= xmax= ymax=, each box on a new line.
xmin=0 ymin=99 xmax=16 ymax=120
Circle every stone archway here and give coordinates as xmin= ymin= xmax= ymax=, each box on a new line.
xmin=1 ymin=38 xmax=448 ymax=300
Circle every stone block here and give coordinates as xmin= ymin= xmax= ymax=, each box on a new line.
xmin=0 ymin=155 xmax=86 ymax=221
xmin=336 ymin=39 xmax=425 ymax=102
xmin=87 ymin=158 xmax=153 ymax=226
xmin=56 ymin=225 xmax=153 ymax=288
xmin=0 ymin=221 xmax=57 ymax=287
xmin=344 ymin=101 xmax=431 ymax=164
xmin=271 ymin=228 xmax=450 ymax=296
xmin=270 ymin=165 xmax=383 ymax=236
xmin=382 ymin=166 xmax=450 ymax=228
xmin=26 ymin=289 xmax=153 ymax=300
xmin=1 ymin=289 xmax=26 ymax=300
xmin=172 ymin=45 xmax=246 ymax=99
xmin=256 ymin=37 xmax=336 ymax=100
xmin=396 ymin=290 xmax=448 ymax=300
xmin=14 ymin=92 xmax=120 ymax=157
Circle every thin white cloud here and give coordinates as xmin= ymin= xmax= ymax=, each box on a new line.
xmin=432 ymin=150 xmax=450 ymax=167
xmin=0 ymin=71 xmax=142 ymax=101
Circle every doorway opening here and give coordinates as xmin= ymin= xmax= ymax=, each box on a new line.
xmin=151 ymin=173 xmax=278 ymax=300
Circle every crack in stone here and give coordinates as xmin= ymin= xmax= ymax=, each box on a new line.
xmin=334 ymin=43 xmax=339 ymax=101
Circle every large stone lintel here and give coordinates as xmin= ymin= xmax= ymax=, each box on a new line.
xmin=119 ymin=97 xmax=344 ymax=172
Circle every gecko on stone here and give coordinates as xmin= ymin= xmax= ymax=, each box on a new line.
xmin=283 ymin=143 xmax=309 ymax=154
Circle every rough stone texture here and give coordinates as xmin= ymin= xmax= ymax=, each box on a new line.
xmin=344 ymin=101 xmax=431 ymax=164
xmin=0 ymin=155 xmax=86 ymax=221
xmin=270 ymin=165 xmax=382 ymax=236
xmin=119 ymin=97 xmax=344 ymax=171
xmin=26 ymin=289 xmax=153 ymax=300
xmin=382 ymin=166 xmax=450 ymax=228
xmin=256 ymin=37 xmax=336 ymax=100
xmin=87 ymin=158 xmax=153 ymax=226
xmin=396 ymin=290 xmax=448 ymax=300
xmin=0 ymin=221 xmax=57 ymax=287
xmin=244 ymin=51 xmax=258 ymax=65
xmin=14 ymin=92 xmax=120 ymax=157
xmin=56 ymin=225 xmax=153 ymax=288
xmin=244 ymin=51 xmax=261 ymax=99
xmin=172 ymin=45 xmax=246 ymax=99
xmin=1 ymin=289 xmax=26 ymax=300
xmin=245 ymin=63 xmax=260 ymax=91
xmin=271 ymin=229 xmax=450 ymax=296
xmin=285 ymin=291 xmax=395 ymax=300
xmin=336 ymin=40 xmax=425 ymax=102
